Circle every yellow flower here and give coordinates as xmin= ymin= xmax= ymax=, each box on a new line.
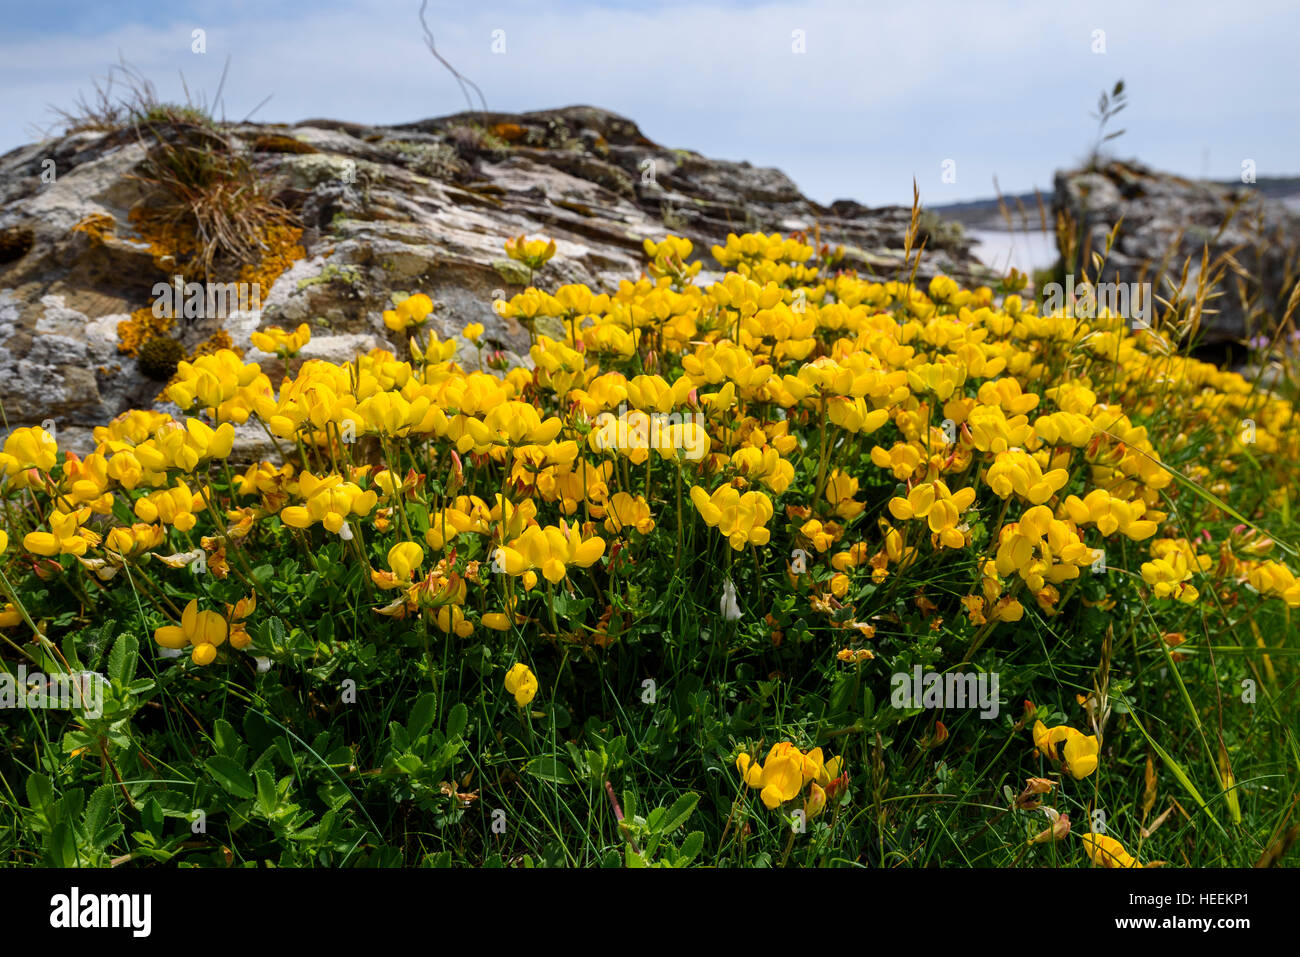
xmin=165 ymin=352 xmax=269 ymax=423
xmin=825 ymin=470 xmax=865 ymax=520
xmin=0 ymin=425 xmax=58 ymax=478
xmin=1062 ymin=489 xmax=1158 ymax=541
xmin=603 ymin=492 xmax=655 ymax=535
xmin=735 ymin=752 xmax=765 ymax=788
xmin=504 ymin=234 xmax=556 ymax=270
xmin=505 ymin=522 xmax=606 ymax=584
xmin=690 ymin=484 xmax=773 ymax=550
xmin=434 ymin=603 xmax=474 ymax=638
xmin=504 ymin=662 xmax=538 ymax=707
xmin=928 ymin=274 xmax=960 ymax=302
xmin=483 ymin=401 xmax=564 ymax=448
xmin=153 ymin=599 xmax=228 ymax=666
xmin=1081 ymin=833 xmax=1142 ymax=868
xmin=279 ymin=473 xmax=379 ymax=534
xmin=757 ymin=745 xmax=805 ymax=809
xmin=462 ymin=323 xmax=485 ymax=343
xmin=134 ymin=481 xmax=203 ymax=532
xmin=986 ymin=449 xmax=1069 ymax=505
xmin=1032 ymin=719 xmax=1099 ymax=779
xmin=993 ymin=508 xmax=1094 ymax=592
xmin=60 ymin=452 xmax=113 ymax=510
xmin=1061 ymin=731 xmax=1099 ymax=779
xmin=387 ymin=542 xmax=424 ymax=581
xmin=736 ymin=742 xmax=843 ymax=812
xmin=104 ymin=523 xmax=166 ymax=561
xmin=804 ymin=782 xmax=828 ymax=819
xmin=250 ymin=323 xmax=311 ymax=357
xmin=1140 ymin=551 xmax=1200 ymax=603
xmin=382 ymin=293 xmax=435 ymax=333
xmin=887 ymin=480 xmax=976 ymax=549
xmin=24 ymin=508 xmax=101 ymax=557
xmin=1247 ymin=560 xmax=1300 ymax=607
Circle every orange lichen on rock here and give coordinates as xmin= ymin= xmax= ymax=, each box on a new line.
xmin=491 ymin=122 xmax=526 ymax=142
xmin=118 ymin=305 xmax=175 ymax=357
xmin=251 ymin=134 xmax=319 ymax=155
xmin=127 ymin=206 xmax=202 ymax=277
xmin=118 ymin=208 xmax=303 ymax=354
xmin=71 ymin=213 xmax=117 ymax=243
xmin=236 ymin=223 xmax=305 ymax=300
xmin=190 ymin=329 xmax=242 ymax=360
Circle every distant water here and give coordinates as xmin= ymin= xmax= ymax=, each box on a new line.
xmin=967 ymin=229 xmax=1058 ymax=277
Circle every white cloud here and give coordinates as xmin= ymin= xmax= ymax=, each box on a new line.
xmin=2 ymin=0 xmax=1296 ymax=205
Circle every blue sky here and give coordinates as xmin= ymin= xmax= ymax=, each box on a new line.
xmin=1 ymin=0 xmax=1296 ymax=206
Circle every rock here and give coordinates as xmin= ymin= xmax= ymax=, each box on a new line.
xmin=0 ymin=105 xmax=990 ymax=454
xmin=1053 ymin=160 xmax=1300 ymax=343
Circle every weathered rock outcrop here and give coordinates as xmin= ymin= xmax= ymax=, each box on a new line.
xmin=1053 ymin=160 xmax=1300 ymax=343
xmin=0 ymin=105 xmax=988 ymax=453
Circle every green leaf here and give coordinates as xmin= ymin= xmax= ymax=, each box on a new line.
xmin=446 ymin=702 xmax=468 ymax=740
xmin=26 ymin=773 xmax=54 ymax=815
xmin=46 ymin=820 xmax=78 ymax=867
xmin=658 ymin=792 xmax=699 ymax=835
xmin=212 ymin=718 xmax=240 ymax=758
xmin=60 ymin=634 xmax=84 ymax=673
xmin=387 ymin=721 xmax=411 ymax=753
xmin=83 ymin=784 xmax=117 ymax=848
xmin=108 ymin=633 xmax=139 ymax=686
xmin=552 ymin=590 xmax=593 ymax=620
xmin=525 ymin=755 xmax=577 ymax=785
xmin=255 ymin=770 xmax=278 ymax=817
xmin=205 ymin=756 xmax=256 ymax=800
xmin=140 ymin=797 xmax=164 ymax=839
xmin=59 ymin=788 xmax=85 ymax=823
xmin=676 ymin=830 xmax=705 ymax=866
xmin=394 ymin=754 xmax=423 ymax=776
xmin=407 ymin=692 xmax=438 ymax=740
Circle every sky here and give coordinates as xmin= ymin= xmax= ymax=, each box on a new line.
xmin=1 ymin=0 xmax=1296 ymax=207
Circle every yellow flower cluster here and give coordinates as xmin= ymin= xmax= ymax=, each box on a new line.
xmin=504 ymin=662 xmax=539 ymax=707
xmin=736 ymin=742 xmax=846 ymax=815
xmin=383 ymin=293 xmax=435 ymax=334
xmin=2 ymin=229 xmax=1297 ymax=686
xmin=153 ymin=596 xmax=254 ymax=665
xmin=1081 ymin=833 xmax=1143 ymax=868
xmin=250 ymin=323 xmax=312 ymax=357
xmin=1032 ymin=719 xmax=1099 ymax=779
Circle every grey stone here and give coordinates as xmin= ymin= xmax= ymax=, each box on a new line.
xmin=0 ymin=105 xmax=991 ymax=454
